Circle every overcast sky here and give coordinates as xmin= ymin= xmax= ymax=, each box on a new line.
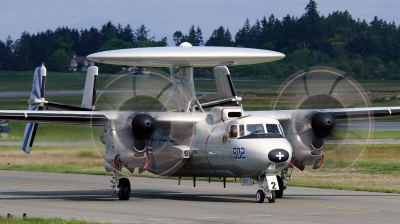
xmin=1 ymin=0 xmax=400 ymax=46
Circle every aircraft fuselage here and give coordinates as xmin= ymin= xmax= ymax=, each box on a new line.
xmin=145 ymin=114 xmax=293 ymax=178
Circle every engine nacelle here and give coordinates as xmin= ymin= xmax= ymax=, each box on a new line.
xmin=104 ymin=152 xmax=120 ymax=172
xmin=104 ymin=151 xmax=146 ymax=173
xmin=284 ymin=111 xmax=335 ymax=170
xmin=111 ymin=113 xmax=157 ymax=153
xmin=100 ymin=130 xmax=107 ymax=145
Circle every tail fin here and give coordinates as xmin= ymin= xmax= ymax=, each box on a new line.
xmin=81 ymin=66 xmax=98 ymax=110
xmin=196 ymin=66 xmax=242 ymax=110
xmin=196 ymin=66 xmax=242 ymax=109
xmin=213 ymin=66 xmax=237 ymax=99
xmin=22 ymin=64 xmax=46 ymax=154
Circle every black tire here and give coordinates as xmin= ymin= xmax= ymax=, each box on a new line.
xmin=118 ymin=177 xmax=131 ymax=200
xmin=275 ymin=175 xmax=284 ymax=198
xmin=256 ymin=190 xmax=265 ymax=203
xmin=267 ymin=190 xmax=276 ymax=203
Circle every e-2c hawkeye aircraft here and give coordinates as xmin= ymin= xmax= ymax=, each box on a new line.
xmin=1 ymin=42 xmax=400 ymax=203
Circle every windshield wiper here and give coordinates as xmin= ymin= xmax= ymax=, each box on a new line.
xmin=240 ymin=130 xmax=263 ymax=138
xmin=269 ymin=131 xmax=283 ymax=136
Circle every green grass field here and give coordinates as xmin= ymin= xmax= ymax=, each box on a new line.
xmin=0 ymin=217 xmax=90 ymax=224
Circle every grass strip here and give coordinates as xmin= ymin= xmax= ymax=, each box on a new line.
xmin=0 ymin=217 xmax=90 ymax=224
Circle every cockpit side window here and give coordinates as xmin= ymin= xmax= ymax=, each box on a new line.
xmin=278 ymin=124 xmax=285 ymax=137
xmin=266 ymin=123 xmax=285 ymax=136
xmin=239 ymin=125 xmax=245 ymax=137
xmin=246 ymin=124 xmax=265 ymax=134
xmin=229 ymin=125 xmax=238 ymax=138
xmin=266 ymin=124 xmax=279 ymax=134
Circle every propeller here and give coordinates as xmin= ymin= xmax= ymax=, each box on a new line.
xmin=273 ymin=66 xmax=373 ymax=174
xmin=91 ymin=68 xmax=196 ymax=177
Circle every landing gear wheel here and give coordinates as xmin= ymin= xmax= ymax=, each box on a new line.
xmin=275 ymin=175 xmax=284 ymax=198
xmin=256 ymin=190 xmax=265 ymax=203
xmin=118 ymin=178 xmax=131 ymax=200
xmin=267 ymin=190 xmax=276 ymax=203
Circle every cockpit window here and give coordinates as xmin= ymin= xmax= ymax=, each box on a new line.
xmin=239 ymin=124 xmax=245 ymax=137
xmin=229 ymin=125 xmax=238 ymax=138
xmin=266 ymin=124 xmax=279 ymax=134
xmin=246 ymin=124 xmax=265 ymax=134
xmin=238 ymin=123 xmax=285 ymax=139
xmin=278 ymin=124 xmax=285 ymax=137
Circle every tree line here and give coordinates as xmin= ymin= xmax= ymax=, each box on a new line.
xmin=1 ymin=0 xmax=400 ymax=80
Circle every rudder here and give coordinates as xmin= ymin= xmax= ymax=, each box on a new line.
xmin=22 ymin=64 xmax=46 ymax=154
xmin=81 ymin=66 xmax=98 ymax=110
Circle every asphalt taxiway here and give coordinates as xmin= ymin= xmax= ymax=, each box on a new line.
xmin=0 ymin=170 xmax=399 ymax=223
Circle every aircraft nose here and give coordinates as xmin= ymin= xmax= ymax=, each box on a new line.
xmin=268 ymin=148 xmax=290 ymax=163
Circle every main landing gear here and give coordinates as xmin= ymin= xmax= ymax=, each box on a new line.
xmin=276 ymin=168 xmax=291 ymax=198
xmin=275 ymin=175 xmax=283 ymax=198
xmin=111 ymin=172 xmax=131 ymax=200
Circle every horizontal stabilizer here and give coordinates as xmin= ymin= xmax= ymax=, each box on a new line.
xmin=43 ymin=66 xmax=98 ymax=112
xmin=45 ymin=101 xmax=96 ymax=111
xmin=196 ymin=97 xmax=242 ymax=110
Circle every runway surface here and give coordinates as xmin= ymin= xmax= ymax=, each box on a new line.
xmin=0 ymin=170 xmax=399 ymax=223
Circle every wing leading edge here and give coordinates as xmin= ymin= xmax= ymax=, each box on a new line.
xmin=3 ymin=107 xmax=399 ymax=127
xmin=0 ymin=110 xmax=204 ymax=127
xmin=249 ymin=106 xmax=400 ymax=122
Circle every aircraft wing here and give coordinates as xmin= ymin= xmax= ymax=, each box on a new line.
xmin=0 ymin=110 xmax=205 ymax=127
xmin=2 ymin=106 xmax=399 ymax=126
xmin=246 ymin=106 xmax=400 ymax=171
xmin=247 ymin=106 xmax=400 ymax=121
xmin=0 ymin=110 xmax=112 ymax=126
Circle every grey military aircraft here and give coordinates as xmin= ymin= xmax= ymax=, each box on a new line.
xmin=1 ymin=42 xmax=399 ymax=203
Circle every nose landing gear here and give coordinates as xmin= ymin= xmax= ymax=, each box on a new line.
xmin=256 ymin=190 xmax=265 ymax=203
xmin=256 ymin=189 xmax=276 ymax=203
xmin=255 ymin=173 xmax=278 ymax=203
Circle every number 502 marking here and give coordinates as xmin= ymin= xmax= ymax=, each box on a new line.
xmin=233 ymin=147 xmax=245 ymax=160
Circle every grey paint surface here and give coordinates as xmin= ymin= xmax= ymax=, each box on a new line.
xmin=0 ymin=170 xmax=399 ymax=223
